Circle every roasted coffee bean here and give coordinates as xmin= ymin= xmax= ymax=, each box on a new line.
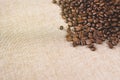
xmin=75 ymin=26 xmax=82 ymax=31
xmin=73 ymin=37 xmax=79 ymax=42
xmin=90 ymin=47 xmax=96 ymax=51
xmin=112 ymin=18 xmax=118 ymax=22
xmin=66 ymin=35 xmax=73 ymax=42
xmin=88 ymin=18 xmax=93 ymax=22
xmin=73 ymin=42 xmax=78 ymax=47
xmin=81 ymin=39 xmax=86 ymax=45
xmin=107 ymin=41 xmax=114 ymax=49
xmin=60 ymin=26 xmax=64 ymax=30
xmin=88 ymin=33 xmax=93 ymax=38
xmin=53 ymin=0 xmax=120 ymax=51
xmin=87 ymin=44 xmax=94 ymax=48
xmin=96 ymin=39 xmax=103 ymax=44
xmin=86 ymin=39 xmax=92 ymax=45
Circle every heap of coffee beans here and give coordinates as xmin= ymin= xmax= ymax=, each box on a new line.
xmin=53 ymin=0 xmax=120 ymax=51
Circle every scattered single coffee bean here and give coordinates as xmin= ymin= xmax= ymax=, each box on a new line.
xmin=60 ymin=26 xmax=64 ymax=30
xmin=53 ymin=0 xmax=120 ymax=51
xmin=90 ymin=47 xmax=96 ymax=51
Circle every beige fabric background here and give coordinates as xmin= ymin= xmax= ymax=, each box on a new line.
xmin=0 ymin=0 xmax=120 ymax=80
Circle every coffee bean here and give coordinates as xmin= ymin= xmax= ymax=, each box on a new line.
xmin=60 ymin=26 xmax=64 ymax=30
xmin=88 ymin=33 xmax=93 ymax=38
xmin=75 ymin=26 xmax=82 ymax=31
xmin=66 ymin=35 xmax=73 ymax=42
xmin=78 ymin=18 xmax=84 ymax=23
xmin=96 ymin=39 xmax=103 ymax=44
xmin=90 ymin=47 xmax=96 ymax=51
xmin=112 ymin=18 xmax=118 ymax=22
xmin=68 ymin=22 xmax=72 ymax=26
xmin=107 ymin=41 xmax=114 ymax=49
xmin=87 ymin=44 xmax=94 ymax=48
xmin=81 ymin=39 xmax=86 ymax=45
xmin=88 ymin=18 xmax=93 ymax=22
xmin=86 ymin=39 xmax=92 ymax=45
xmin=73 ymin=37 xmax=79 ymax=42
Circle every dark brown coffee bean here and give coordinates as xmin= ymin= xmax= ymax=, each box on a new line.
xmin=66 ymin=35 xmax=73 ymax=42
xmin=81 ymin=39 xmax=86 ymax=45
xmin=73 ymin=37 xmax=79 ymax=42
xmin=75 ymin=26 xmax=82 ymax=31
xmin=96 ymin=39 xmax=103 ymax=44
xmin=83 ymin=17 xmax=87 ymax=20
xmin=87 ymin=44 xmax=94 ymax=48
xmin=107 ymin=41 xmax=114 ymax=49
xmin=87 ymin=23 xmax=91 ymax=27
xmin=78 ymin=18 xmax=84 ymax=23
xmin=88 ymin=18 xmax=93 ymax=22
xmin=86 ymin=39 xmax=92 ymax=45
xmin=73 ymin=42 xmax=77 ymax=47
xmin=112 ymin=18 xmax=118 ymax=22
xmin=60 ymin=26 xmax=64 ymax=30
xmin=118 ymin=23 xmax=120 ymax=26
xmin=111 ymin=23 xmax=118 ymax=26
xmin=88 ymin=33 xmax=93 ymax=38
xmin=81 ymin=13 xmax=88 ymax=17
xmin=90 ymin=47 xmax=96 ymax=51
xmin=68 ymin=22 xmax=72 ymax=26
xmin=100 ymin=3 xmax=105 ymax=7
xmin=94 ymin=0 xmax=99 ymax=3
